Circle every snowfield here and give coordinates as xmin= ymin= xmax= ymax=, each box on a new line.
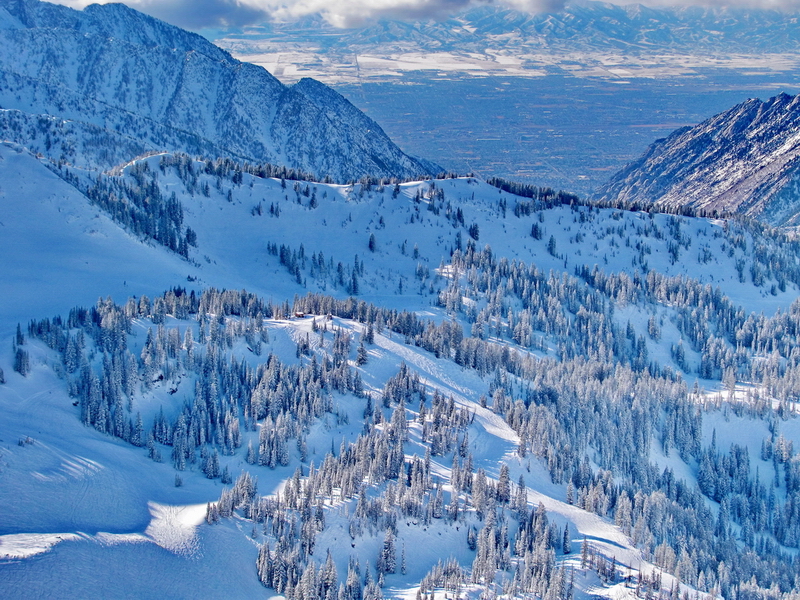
xmin=2 ymin=148 xmax=800 ymax=599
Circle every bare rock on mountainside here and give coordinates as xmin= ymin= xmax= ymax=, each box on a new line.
xmin=0 ymin=0 xmax=438 ymax=181
xmin=594 ymin=92 xmax=800 ymax=226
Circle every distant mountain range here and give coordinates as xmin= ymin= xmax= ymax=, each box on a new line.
xmin=0 ymin=0 xmax=438 ymax=180
xmin=595 ymin=92 xmax=800 ymax=226
xmin=217 ymin=1 xmax=800 ymax=56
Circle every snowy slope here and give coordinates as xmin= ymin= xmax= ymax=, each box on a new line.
xmin=1 ymin=289 xmax=793 ymax=599
xmin=4 ymin=146 xmax=799 ymax=361
xmin=0 ymin=302 xmax=682 ymax=600
xmin=0 ymin=144 xmax=198 ymax=339
xmin=3 ymin=143 xmax=800 ymax=598
xmin=146 ymin=154 xmax=800 ymax=316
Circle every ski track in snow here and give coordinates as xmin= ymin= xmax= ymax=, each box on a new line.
xmin=373 ymin=324 xmax=520 ymax=447
xmin=374 ymin=331 xmax=474 ymax=398
xmin=29 ymin=450 xmax=104 ymax=484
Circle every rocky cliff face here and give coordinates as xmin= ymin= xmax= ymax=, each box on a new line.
xmin=0 ymin=0 xmax=437 ymax=180
xmin=594 ymin=92 xmax=800 ymax=226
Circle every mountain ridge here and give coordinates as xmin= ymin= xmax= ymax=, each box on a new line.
xmin=0 ymin=0 xmax=438 ymax=181
xmin=215 ymin=0 xmax=800 ymax=56
xmin=594 ymin=91 xmax=800 ymax=226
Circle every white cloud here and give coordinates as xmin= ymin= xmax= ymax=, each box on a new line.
xmin=47 ymin=0 xmax=566 ymax=28
xmin=269 ymin=0 xmax=478 ymax=28
xmin=47 ymin=0 xmax=800 ymax=30
xmin=54 ymin=0 xmax=269 ymax=28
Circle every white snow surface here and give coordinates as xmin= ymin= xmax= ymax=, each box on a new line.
xmin=1 ymin=147 xmax=800 ymax=598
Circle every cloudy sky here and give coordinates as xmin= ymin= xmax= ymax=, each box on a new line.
xmin=50 ymin=0 xmax=798 ymax=29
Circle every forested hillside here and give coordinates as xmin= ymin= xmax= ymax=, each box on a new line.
xmin=4 ymin=145 xmax=800 ymax=599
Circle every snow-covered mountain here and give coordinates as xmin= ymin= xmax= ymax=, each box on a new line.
xmin=4 ymin=3 xmax=800 ymax=597
xmin=4 ymin=143 xmax=800 ymax=598
xmin=217 ymin=1 xmax=800 ymax=59
xmin=594 ymin=92 xmax=800 ymax=226
xmin=0 ymin=0 xmax=438 ymax=180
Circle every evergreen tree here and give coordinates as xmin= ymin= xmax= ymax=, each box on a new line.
xmin=547 ymin=235 xmax=557 ymax=256
xmin=357 ymin=341 xmax=369 ymax=366
xmin=378 ymin=529 xmax=396 ymax=575
xmin=497 ymin=464 xmax=510 ymax=503
xmin=13 ymin=348 xmax=30 ymax=376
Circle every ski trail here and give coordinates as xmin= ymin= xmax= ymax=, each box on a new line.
xmin=373 ymin=327 xmax=520 ymax=449
xmin=374 ymin=332 xmax=475 ymax=399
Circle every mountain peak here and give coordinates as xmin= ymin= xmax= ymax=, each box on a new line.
xmin=0 ymin=0 xmax=438 ymax=181
xmin=595 ymin=91 xmax=800 ymax=226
